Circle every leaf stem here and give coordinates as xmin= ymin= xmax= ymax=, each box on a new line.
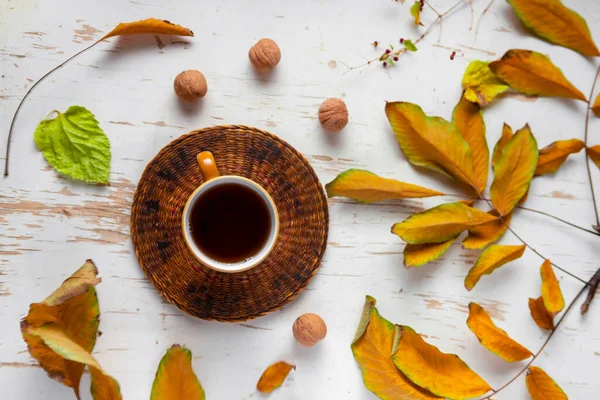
xmin=3 ymin=41 xmax=101 ymax=177
xmin=581 ymin=267 xmax=600 ymax=314
xmin=583 ymin=64 xmax=600 ymax=226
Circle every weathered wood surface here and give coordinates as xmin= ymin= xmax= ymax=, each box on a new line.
xmin=1 ymin=0 xmax=599 ymax=398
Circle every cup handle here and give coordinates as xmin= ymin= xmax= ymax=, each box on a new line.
xmin=197 ymin=151 xmax=220 ymax=181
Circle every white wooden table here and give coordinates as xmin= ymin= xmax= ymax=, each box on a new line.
xmin=1 ymin=0 xmax=599 ymax=398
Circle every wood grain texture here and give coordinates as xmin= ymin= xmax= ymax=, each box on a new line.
xmin=0 ymin=0 xmax=599 ymax=399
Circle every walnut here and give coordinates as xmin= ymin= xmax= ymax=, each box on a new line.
xmin=249 ymin=38 xmax=281 ymax=72
xmin=318 ymin=98 xmax=348 ymax=133
xmin=174 ymin=70 xmax=208 ymax=102
xmin=292 ymin=313 xmax=327 ymax=347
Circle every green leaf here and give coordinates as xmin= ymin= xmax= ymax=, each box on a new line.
xmin=34 ymin=106 xmax=111 ymax=184
xmin=410 ymin=1 xmax=423 ymax=26
xmin=404 ymin=40 xmax=418 ymax=52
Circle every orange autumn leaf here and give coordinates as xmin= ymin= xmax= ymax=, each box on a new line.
xmin=464 ymin=245 xmax=526 ymax=290
xmin=467 ymin=303 xmax=533 ymax=362
xmin=392 ymin=202 xmax=497 ymax=245
xmin=453 ymin=95 xmax=489 ymax=193
xmin=507 ymin=0 xmax=600 ymax=57
xmin=490 ymin=124 xmax=538 ymax=216
xmin=403 ymin=236 xmax=457 ymax=268
xmin=391 ymin=326 xmax=492 ymax=399
xmin=385 ymin=102 xmax=478 ymax=192
xmin=462 ymin=210 xmax=511 ymax=250
xmin=587 ymin=145 xmax=600 ymax=169
xmin=257 ymin=361 xmax=295 ymax=393
xmin=101 ymin=18 xmax=193 ymax=40
xmin=526 ymin=366 xmax=568 ymax=400
xmin=489 ymin=50 xmax=587 ymax=102
xmin=325 ymin=169 xmax=444 ymax=203
xmin=492 ymin=123 xmax=514 ymax=170
xmin=151 ymin=345 xmax=205 ymax=400
xmin=593 ymin=94 xmax=600 ymax=117
xmin=535 ymin=139 xmax=585 ymax=176
xmin=528 ymin=297 xmax=554 ymax=330
xmin=352 ymin=296 xmax=441 ymax=400
xmin=540 ymin=260 xmax=565 ymax=315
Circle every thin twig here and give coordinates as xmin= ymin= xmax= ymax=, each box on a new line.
xmin=474 ymin=0 xmax=496 ymax=39
xmin=469 ymin=0 xmax=474 ymax=30
xmin=583 ymin=64 xmax=600 ymax=226
xmin=515 ymin=205 xmax=600 ymax=237
xmin=581 ymin=267 xmax=600 ymax=314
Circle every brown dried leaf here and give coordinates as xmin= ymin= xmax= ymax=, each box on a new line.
xmin=528 ymin=297 xmax=554 ymax=330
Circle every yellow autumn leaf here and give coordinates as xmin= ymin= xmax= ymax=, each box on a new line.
xmin=325 ymin=169 xmax=444 ymax=203
xmin=489 ymin=50 xmax=587 ymax=101
xmin=587 ymin=145 xmax=600 ymax=168
xmin=101 ymin=18 xmax=194 ymax=40
xmin=453 ymin=95 xmax=489 ymax=193
xmin=528 ymin=297 xmax=554 ymax=330
xmin=462 ymin=210 xmax=511 ymax=250
xmin=151 ymin=345 xmax=205 ymax=400
xmin=535 ymin=139 xmax=585 ymax=176
xmin=492 ymin=123 xmax=514 ymax=170
xmin=352 ymin=296 xmax=441 ymax=400
xmin=410 ymin=1 xmax=423 ymax=26
xmin=467 ymin=303 xmax=533 ymax=362
xmin=464 ymin=245 xmax=526 ymax=290
xmin=490 ymin=124 xmax=538 ymax=216
xmin=257 ymin=361 xmax=295 ymax=393
xmin=540 ymin=260 xmax=565 ymax=315
xmin=403 ymin=236 xmax=457 ymax=268
xmin=507 ymin=0 xmax=600 ymax=57
xmin=392 ymin=202 xmax=497 ymax=245
xmin=593 ymin=94 xmax=600 ymax=117
xmin=385 ymin=102 xmax=478 ymax=192
xmin=526 ymin=366 xmax=568 ymax=400
xmin=462 ymin=60 xmax=510 ymax=107
xmin=391 ymin=325 xmax=492 ymax=399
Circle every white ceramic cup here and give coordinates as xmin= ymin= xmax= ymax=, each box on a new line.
xmin=182 ymin=151 xmax=279 ymax=273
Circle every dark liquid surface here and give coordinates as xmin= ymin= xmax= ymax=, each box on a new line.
xmin=189 ymin=183 xmax=272 ymax=263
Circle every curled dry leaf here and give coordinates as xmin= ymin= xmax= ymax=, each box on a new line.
xmin=385 ymin=102 xmax=478 ymax=192
xmin=410 ymin=1 xmax=423 ymax=26
xmin=403 ymin=236 xmax=457 ymax=268
xmin=461 ymin=60 xmax=510 ymax=107
xmin=464 ymin=245 xmax=526 ymax=291
xmin=490 ymin=124 xmax=538 ymax=216
xmin=535 ymin=139 xmax=585 ymax=176
xmin=587 ymin=145 xmax=600 ymax=169
xmin=257 ymin=361 xmax=295 ymax=393
xmin=351 ymin=296 xmax=441 ymax=400
xmin=391 ymin=325 xmax=492 ymax=399
xmin=151 ymin=345 xmax=204 ymax=400
xmin=526 ymin=366 xmax=568 ymax=400
xmin=392 ymin=202 xmax=497 ymax=245
xmin=528 ymin=297 xmax=555 ymax=330
xmin=467 ymin=303 xmax=533 ymax=362
xmin=325 ymin=169 xmax=444 ymax=203
xmin=540 ymin=260 xmax=565 ymax=315
xmin=489 ymin=50 xmax=587 ymax=102
xmin=452 ymin=95 xmax=488 ymax=193
xmin=507 ymin=0 xmax=599 ymax=57
xmin=593 ymin=94 xmax=600 ymax=117
xmin=101 ymin=18 xmax=193 ymax=40
xmin=462 ymin=210 xmax=511 ymax=250
xmin=492 ymin=123 xmax=514 ymax=170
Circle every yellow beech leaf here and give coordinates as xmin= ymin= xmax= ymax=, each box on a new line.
xmin=151 ymin=345 xmax=205 ymax=400
xmin=257 ymin=361 xmax=295 ymax=393
xmin=593 ymin=94 xmax=600 ymax=117
xmin=535 ymin=139 xmax=585 ymax=176
xmin=489 ymin=50 xmax=586 ymax=101
xmin=492 ymin=123 xmax=514 ymax=170
xmin=325 ymin=169 xmax=444 ymax=203
xmin=453 ymin=95 xmax=489 ymax=193
xmin=490 ymin=124 xmax=538 ymax=216
xmin=462 ymin=60 xmax=510 ymax=107
xmin=528 ymin=297 xmax=554 ymax=330
xmin=391 ymin=325 xmax=492 ymax=399
xmin=462 ymin=210 xmax=511 ymax=250
xmin=587 ymin=145 xmax=600 ymax=169
xmin=526 ymin=366 xmax=568 ymax=400
xmin=392 ymin=202 xmax=497 ymax=245
xmin=385 ymin=102 xmax=478 ymax=192
xmin=467 ymin=303 xmax=533 ymax=362
xmin=507 ymin=0 xmax=599 ymax=57
xmin=351 ymin=296 xmax=441 ymax=400
xmin=464 ymin=245 xmax=526 ymax=290
xmin=540 ymin=260 xmax=565 ymax=315
xmin=403 ymin=236 xmax=457 ymax=268
xmin=410 ymin=1 xmax=423 ymax=26
xmin=101 ymin=18 xmax=193 ymax=40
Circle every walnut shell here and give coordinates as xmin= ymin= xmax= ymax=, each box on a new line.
xmin=292 ymin=313 xmax=327 ymax=347
xmin=249 ymin=38 xmax=281 ymax=72
xmin=318 ymin=98 xmax=348 ymax=133
xmin=174 ymin=70 xmax=208 ymax=102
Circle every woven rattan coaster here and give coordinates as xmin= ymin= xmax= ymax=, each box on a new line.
xmin=130 ymin=125 xmax=329 ymax=322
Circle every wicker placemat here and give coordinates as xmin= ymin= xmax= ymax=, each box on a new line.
xmin=130 ymin=125 xmax=329 ymax=322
